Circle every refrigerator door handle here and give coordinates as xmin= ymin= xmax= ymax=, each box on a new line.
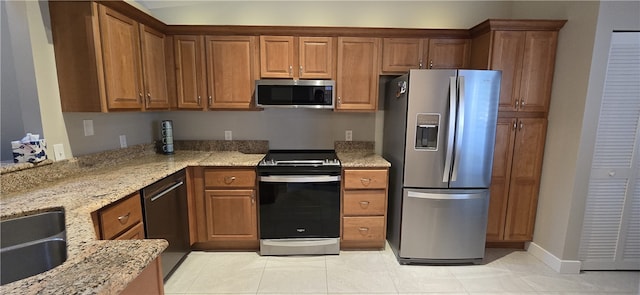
xmin=443 ymin=76 xmax=457 ymax=183
xmin=451 ymin=76 xmax=465 ymax=181
xmin=407 ymin=191 xmax=484 ymax=200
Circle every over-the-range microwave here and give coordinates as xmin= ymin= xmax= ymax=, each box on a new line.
xmin=255 ymin=79 xmax=335 ymax=109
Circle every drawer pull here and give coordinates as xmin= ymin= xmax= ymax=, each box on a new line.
xmin=358 ymin=227 xmax=369 ymax=233
xmin=360 ymin=178 xmax=371 ymax=186
xmin=117 ymin=213 xmax=131 ymax=224
xmin=359 ymin=201 xmax=370 ymax=208
xmin=224 ymin=176 xmax=236 ymax=184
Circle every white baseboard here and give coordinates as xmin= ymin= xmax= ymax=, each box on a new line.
xmin=526 ymin=242 xmax=582 ymax=274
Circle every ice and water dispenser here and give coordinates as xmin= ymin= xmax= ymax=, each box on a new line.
xmin=415 ymin=113 xmax=440 ymax=150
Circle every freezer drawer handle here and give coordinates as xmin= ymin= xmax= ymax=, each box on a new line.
xmin=407 ymin=191 xmax=484 ymax=200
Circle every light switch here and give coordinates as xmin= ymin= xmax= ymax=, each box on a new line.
xmin=83 ymin=120 xmax=94 ymax=136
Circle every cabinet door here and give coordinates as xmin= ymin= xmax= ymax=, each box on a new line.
xmin=204 ymin=190 xmax=257 ymax=241
xmin=260 ymin=36 xmax=295 ymax=78
xmin=427 ymin=38 xmax=470 ymax=69
xmin=174 ymin=35 xmax=206 ymax=109
xmin=519 ymin=31 xmax=558 ymax=113
xmin=139 ymin=24 xmax=170 ymax=110
xmin=491 ymin=31 xmax=525 ymax=112
xmin=336 ymin=37 xmax=380 ymax=111
xmin=381 ymin=38 xmax=425 ymax=73
xmin=299 ymin=37 xmax=333 ymax=79
xmin=98 ymin=6 xmax=143 ymax=110
xmin=486 ymin=118 xmax=517 ymax=241
xmin=206 ymin=36 xmax=258 ymax=109
xmin=504 ymin=118 xmax=547 ymax=241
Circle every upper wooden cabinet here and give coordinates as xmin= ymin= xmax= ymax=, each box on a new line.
xmin=470 ymin=20 xmax=565 ymax=113
xmin=259 ymin=36 xmax=334 ymax=79
xmin=381 ymin=38 xmax=470 ymax=74
xmin=173 ymin=35 xmax=258 ymax=110
xmin=336 ymin=37 xmax=380 ymax=111
xmin=206 ymin=36 xmax=259 ymax=109
xmin=49 ymin=2 xmax=170 ymax=112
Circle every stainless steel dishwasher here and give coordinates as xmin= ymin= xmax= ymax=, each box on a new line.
xmin=141 ymin=169 xmax=190 ymax=280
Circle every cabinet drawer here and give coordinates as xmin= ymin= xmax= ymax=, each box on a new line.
xmin=343 ymin=190 xmax=386 ymax=216
xmin=205 ymin=169 xmax=256 ymax=188
xmin=99 ymin=193 xmax=143 ymax=240
xmin=114 ymin=222 xmax=145 ymax=240
xmin=342 ymin=216 xmax=385 ymax=241
xmin=344 ymin=169 xmax=388 ymax=189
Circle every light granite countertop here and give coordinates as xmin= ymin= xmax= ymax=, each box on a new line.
xmin=0 ymin=146 xmax=387 ymax=294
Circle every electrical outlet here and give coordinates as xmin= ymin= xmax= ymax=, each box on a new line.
xmin=225 ymin=130 xmax=232 ymax=141
xmin=83 ymin=120 xmax=94 ymax=136
xmin=53 ymin=144 xmax=66 ymax=161
xmin=119 ymin=135 xmax=127 ymax=148
xmin=345 ymin=130 xmax=353 ymax=141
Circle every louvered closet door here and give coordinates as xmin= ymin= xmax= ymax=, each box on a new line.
xmin=579 ymin=32 xmax=640 ymax=270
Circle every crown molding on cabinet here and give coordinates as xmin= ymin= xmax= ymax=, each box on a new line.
xmin=469 ymin=19 xmax=567 ymax=37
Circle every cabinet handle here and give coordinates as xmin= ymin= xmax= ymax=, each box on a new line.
xmin=146 ymin=93 xmax=151 ymax=106
xmin=515 ymin=99 xmax=519 ymax=109
xmin=360 ymin=178 xmax=371 ymax=186
xmin=197 ymin=96 xmax=201 ymax=105
xmin=289 ymin=65 xmax=293 ymax=77
xmin=429 ymin=60 xmax=433 ymax=69
xmin=419 ymin=59 xmax=423 ymax=69
xmin=359 ymin=201 xmax=370 ymax=208
xmin=138 ymin=92 xmax=143 ymax=103
xmin=521 ymin=98 xmax=526 ymax=107
xmin=299 ymin=65 xmax=303 ymax=76
xmin=358 ymin=227 xmax=369 ymax=233
xmin=224 ymin=176 xmax=236 ymax=184
xmin=117 ymin=212 xmax=130 ymax=224
xmin=513 ymin=121 xmax=517 ymax=130
xmin=338 ymin=96 xmax=341 ymax=105
xmin=519 ymin=121 xmax=524 ymax=130
xmin=251 ymin=192 xmax=256 ymax=204
xmin=208 ymin=96 xmax=212 ymax=106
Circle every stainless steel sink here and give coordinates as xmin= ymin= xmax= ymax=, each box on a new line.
xmin=1 ymin=209 xmax=67 ymax=285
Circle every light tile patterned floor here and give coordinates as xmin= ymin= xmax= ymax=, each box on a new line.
xmin=164 ymin=245 xmax=640 ymax=295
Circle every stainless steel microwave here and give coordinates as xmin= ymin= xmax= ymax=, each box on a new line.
xmin=255 ymin=80 xmax=335 ymax=109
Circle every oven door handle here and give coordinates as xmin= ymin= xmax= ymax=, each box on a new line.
xmin=259 ymin=175 xmax=341 ymax=183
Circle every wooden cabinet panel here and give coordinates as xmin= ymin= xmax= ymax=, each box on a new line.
xmin=490 ymin=31 xmax=525 ymax=112
xmin=342 ymin=216 xmax=385 ymax=241
xmin=98 ymin=193 xmax=143 ymax=240
xmin=115 ymin=222 xmax=145 ymax=240
xmin=140 ymin=24 xmax=170 ymax=109
xmin=381 ymin=38 xmax=425 ymax=73
xmin=299 ymin=37 xmax=333 ymax=79
xmin=519 ymin=31 xmax=558 ymax=113
xmin=486 ymin=118 xmax=516 ymax=242
xmin=98 ymin=6 xmax=144 ymax=110
xmin=260 ymin=36 xmax=295 ymax=78
xmin=174 ymin=35 xmax=206 ymax=109
xmin=336 ymin=37 xmax=380 ymax=111
xmin=504 ymin=118 xmax=547 ymax=241
xmin=204 ymin=169 xmax=256 ymax=188
xmin=343 ymin=190 xmax=386 ymax=216
xmin=121 ymin=257 xmax=164 ymax=295
xmin=427 ymin=38 xmax=470 ymax=69
xmin=204 ymin=190 xmax=257 ymax=241
xmin=344 ymin=169 xmax=388 ymax=189
xmin=206 ymin=36 xmax=258 ymax=109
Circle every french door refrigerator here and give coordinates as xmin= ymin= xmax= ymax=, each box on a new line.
xmin=383 ymin=69 xmax=501 ymax=264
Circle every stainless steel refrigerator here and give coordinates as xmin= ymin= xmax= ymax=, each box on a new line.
xmin=383 ymin=69 xmax=501 ymax=264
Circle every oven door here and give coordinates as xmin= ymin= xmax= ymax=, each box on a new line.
xmin=259 ymin=175 xmax=341 ymax=239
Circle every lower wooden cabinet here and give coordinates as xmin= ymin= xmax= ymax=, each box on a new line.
xmin=341 ymin=168 xmax=389 ymax=249
xmin=121 ymin=257 xmax=164 ymax=295
xmin=192 ymin=167 xmax=259 ymax=250
xmin=487 ymin=117 xmax=547 ymax=244
xmin=92 ymin=192 xmax=144 ymax=240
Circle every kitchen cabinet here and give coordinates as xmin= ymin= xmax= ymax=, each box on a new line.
xmin=259 ymin=36 xmax=334 ymax=79
xmin=487 ymin=117 xmax=547 ymax=242
xmin=193 ymin=168 xmax=258 ymax=250
xmin=121 ymin=257 xmax=164 ymax=295
xmin=380 ymin=38 xmax=470 ymax=74
xmin=173 ymin=35 xmax=258 ymax=110
xmin=92 ymin=192 xmax=144 ymax=240
xmin=341 ymin=168 xmax=389 ymax=249
xmin=336 ymin=37 xmax=380 ymax=111
xmin=49 ymin=2 xmax=170 ymax=112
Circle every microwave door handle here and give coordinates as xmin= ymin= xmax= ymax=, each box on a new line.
xmin=443 ymin=76 xmax=457 ymax=183
xmin=451 ymin=76 xmax=464 ymax=182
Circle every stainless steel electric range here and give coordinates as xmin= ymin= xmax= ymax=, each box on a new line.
xmin=257 ymin=150 xmax=341 ymax=255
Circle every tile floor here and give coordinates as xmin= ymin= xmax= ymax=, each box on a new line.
xmin=164 ymin=245 xmax=640 ymax=295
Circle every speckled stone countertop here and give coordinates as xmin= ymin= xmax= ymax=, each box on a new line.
xmin=0 ymin=140 xmax=387 ymax=294
xmin=0 ymin=149 xmax=265 ymax=295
